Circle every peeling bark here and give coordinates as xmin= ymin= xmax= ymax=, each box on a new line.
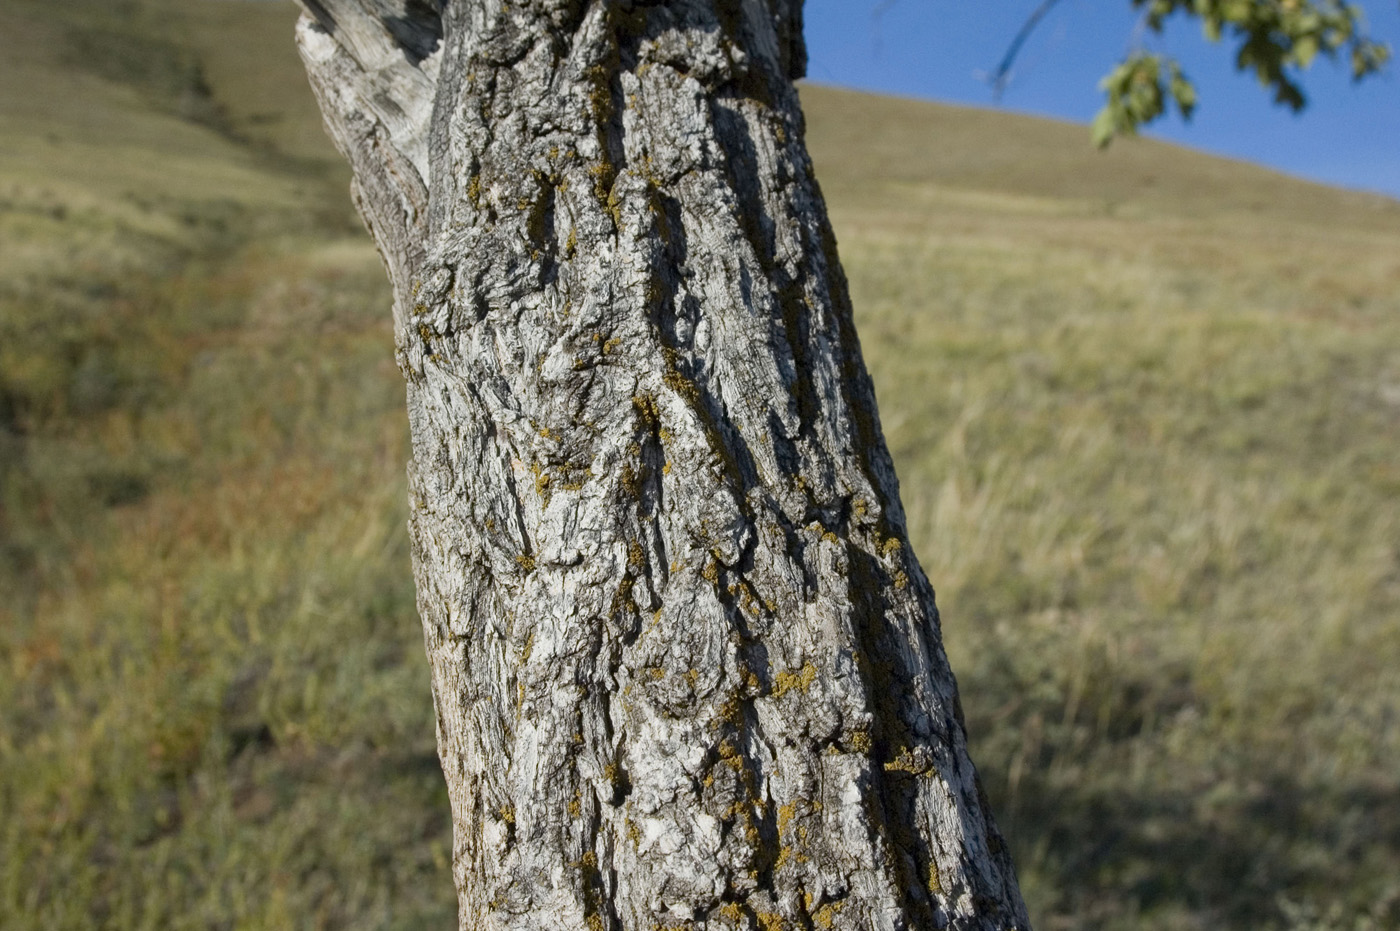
xmin=294 ymin=1 xmax=1030 ymax=928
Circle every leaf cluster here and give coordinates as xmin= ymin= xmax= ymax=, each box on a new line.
xmin=1094 ymin=0 xmax=1390 ymax=146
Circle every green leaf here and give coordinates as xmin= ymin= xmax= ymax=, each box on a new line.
xmin=1090 ymin=106 xmax=1119 ymax=149
xmin=1169 ymin=67 xmax=1198 ymax=120
xmin=1293 ymin=35 xmax=1320 ymax=67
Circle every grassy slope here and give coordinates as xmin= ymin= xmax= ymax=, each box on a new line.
xmin=2 ymin=3 xmax=1398 ymax=929
xmin=0 ymin=3 xmax=451 ymax=928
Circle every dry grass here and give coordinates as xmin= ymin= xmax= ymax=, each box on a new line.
xmin=2 ymin=5 xmax=1398 ymax=930
xmin=815 ymin=86 xmax=1400 ymax=930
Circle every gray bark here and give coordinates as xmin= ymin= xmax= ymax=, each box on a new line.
xmin=293 ymin=2 xmax=1030 ymax=928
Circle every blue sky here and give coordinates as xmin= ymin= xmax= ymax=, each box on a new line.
xmin=802 ymin=1 xmax=1400 ymax=199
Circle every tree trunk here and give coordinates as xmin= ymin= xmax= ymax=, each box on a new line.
xmin=294 ymin=2 xmax=1030 ymax=928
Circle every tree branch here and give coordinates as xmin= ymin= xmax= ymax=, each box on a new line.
xmin=987 ymin=0 xmax=1065 ymax=100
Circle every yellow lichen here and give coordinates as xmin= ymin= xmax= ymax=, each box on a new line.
xmin=530 ymin=461 xmax=551 ymax=500
xmin=718 ymin=739 xmax=744 ymax=771
xmin=771 ymin=662 xmax=817 ymax=698
xmin=927 ymin=858 xmax=944 ymax=895
xmin=812 ymin=902 xmax=843 ymax=929
xmin=632 ymin=394 xmax=660 ymax=428
xmin=620 ymin=463 xmax=641 ymax=498
xmin=606 ymin=180 xmax=623 ymax=227
xmin=663 ymin=369 xmax=701 ymax=404
xmin=883 ymin=749 xmax=930 ymax=775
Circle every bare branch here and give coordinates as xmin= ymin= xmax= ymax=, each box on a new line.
xmin=988 ymin=0 xmax=1065 ymax=99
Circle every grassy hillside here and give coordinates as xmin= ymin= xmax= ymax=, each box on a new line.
xmin=806 ymin=87 xmax=1400 ymax=931
xmin=3 ymin=3 xmax=1398 ymax=930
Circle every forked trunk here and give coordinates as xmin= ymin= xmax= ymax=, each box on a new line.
xmin=294 ymin=1 xmax=1029 ymax=928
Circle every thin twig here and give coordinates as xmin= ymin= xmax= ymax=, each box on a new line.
xmin=989 ymin=0 xmax=1066 ymax=99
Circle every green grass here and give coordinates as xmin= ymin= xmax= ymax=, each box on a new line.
xmin=2 ymin=4 xmax=1398 ymax=929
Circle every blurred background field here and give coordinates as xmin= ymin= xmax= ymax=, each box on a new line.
xmin=2 ymin=1 xmax=1398 ymax=929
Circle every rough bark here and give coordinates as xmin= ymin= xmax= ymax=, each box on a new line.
xmin=294 ymin=2 xmax=1030 ymax=928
